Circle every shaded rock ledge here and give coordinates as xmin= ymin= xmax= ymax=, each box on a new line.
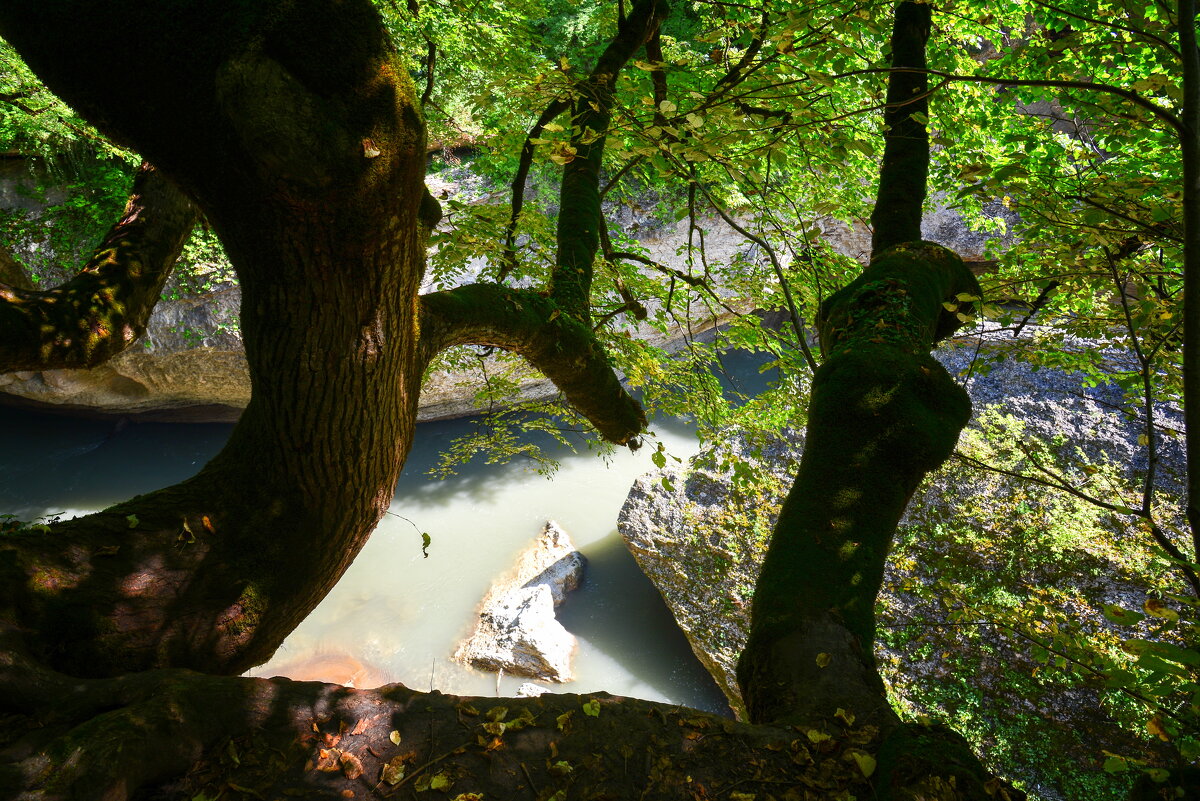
xmin=453 ymin=521 xmax=586 ymax=682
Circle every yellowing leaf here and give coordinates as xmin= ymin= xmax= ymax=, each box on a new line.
xmin=1148 ymin=715 xmax=1171 ymax=741
xmin=430 ymin=772 xmax=453 ymax=791
xmin=1144 ymin=598 xmax=1179 ymax=620
xmin=815 ymin=652 xmax=832 ymax=668
xmin=486 ymin=706 xmax=508 ymax=722
xmin=381 ymin=755 xmax=406 ymax=785
xmin=542 ymin=123 xmax=564 ymax=133
xmin=389 ymin=730 xmax=402 ymax=746
xmin=942 ymin=301 xmax=958 ymax=312
xmin=805 ymin=729 xmax=831 ymax=744
xmin=851 ymin=750 xmax=877 ymax=777
xmin=834 ymin=708 xmax=855 ymax=726
xmin=659 ymin=100 xmax=677 ymax=116
xmin=556 ymin=711 xmax=573 ymax=731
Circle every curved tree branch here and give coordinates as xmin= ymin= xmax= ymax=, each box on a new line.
xmin=424 ymin=0 xmax=666 ymax=447
xmin=0 ymin=162 xmax=197 ymax=371
xmin=499 ymin=96 xmax=571 ymax=281
xmin=419 ymin=284 xmax=646 ymax=446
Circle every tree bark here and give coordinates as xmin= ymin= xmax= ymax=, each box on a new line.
xmin=0 ymin=0 xmax=430 ymax=677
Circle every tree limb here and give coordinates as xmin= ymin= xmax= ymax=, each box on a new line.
xmin=870 ymin=1 xmax=931 ymax=256
xmin=0 ymin=162 xmax=197 ymax=371
xmin=419 ymin=284 xmax=646 ymax=446
xmin=549 ymin=0 xmax=668 ymax=316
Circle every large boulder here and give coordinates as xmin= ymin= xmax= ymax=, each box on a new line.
xmin=618 ymin=330 xmax=1184 ymax=798
xmin=453 ymin=521 xmax=585 ymax=682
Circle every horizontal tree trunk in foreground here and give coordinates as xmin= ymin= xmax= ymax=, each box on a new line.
xmin=0 ymin=650 xmax=1017 ymax=801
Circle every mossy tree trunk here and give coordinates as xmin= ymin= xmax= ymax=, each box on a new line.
xmin=737 ymin=3 xmax=1017 ymax=798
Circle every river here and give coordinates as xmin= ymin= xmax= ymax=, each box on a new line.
xmin=0 ymin=355 xmax=776 ymax=716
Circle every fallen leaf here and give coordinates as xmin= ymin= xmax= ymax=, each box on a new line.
xmin=340 ymin=750 xmax=364 ymax=780
xmin=316 ymin=748 xmax=341 ymax=772
xmin=815 ymin=653 xmax=832 ymax=668
xmin=850 ymin=750 xmax=876 ymax=778
xmin=390 ymin=730 xmax=402 ymax=746
xmin=381 ymin=756 xmax=406 ymax=785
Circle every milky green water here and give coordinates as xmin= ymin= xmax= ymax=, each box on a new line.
xmin=0 ymin=402 xmax=731 ymax=715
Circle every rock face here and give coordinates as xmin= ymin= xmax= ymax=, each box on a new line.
xmin=618 ymin=331 xmax=1183 ymax=797
xmin=0 ymin=159 xmax=1008 ymax=420
xmin=454 ymin=521 xmax=586 ymax=682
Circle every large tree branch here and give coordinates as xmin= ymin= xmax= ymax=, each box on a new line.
xmin=869 ymin=1 xmax=931 ymax=256
xmin=549 ymin=0 xmax=668 ymax=316
xmin=419 ymin=284 xmax=646 ymax=445
xmin=0 ymin=162 xmax=196 ymax=371
xmin=420 ymin=1 xmax=665 ymax=446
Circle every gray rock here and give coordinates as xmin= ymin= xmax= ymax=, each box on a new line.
xmin=453 ymin=521 xmax=586 ymax=682
xmin=516 ymin=683 xmax=551 ymax=698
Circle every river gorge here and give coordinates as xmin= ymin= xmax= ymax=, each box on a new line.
xmin=0 ymin=360 xmax=781 ymax=718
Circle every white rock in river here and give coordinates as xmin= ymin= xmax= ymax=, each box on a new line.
xmin=453 ymin=521 xmax=585 ymax=682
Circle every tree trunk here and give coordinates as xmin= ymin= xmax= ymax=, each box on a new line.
xmin=0 ymin=0 xmax=429 ymax=677
xmin=738 ymin=3 xmax=1016 ymax=797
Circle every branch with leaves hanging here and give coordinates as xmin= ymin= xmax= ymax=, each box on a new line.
xmin=419 ymin=0 xmax=668 ymax=446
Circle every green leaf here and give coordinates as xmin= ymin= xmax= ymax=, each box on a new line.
xmin=582 ymin=699 xmax=601 ymax=717
xmin=1102 ymin=756 xmax=1128 ymax=773
xmin=126 ymin=514 xmax=139 ymax=528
